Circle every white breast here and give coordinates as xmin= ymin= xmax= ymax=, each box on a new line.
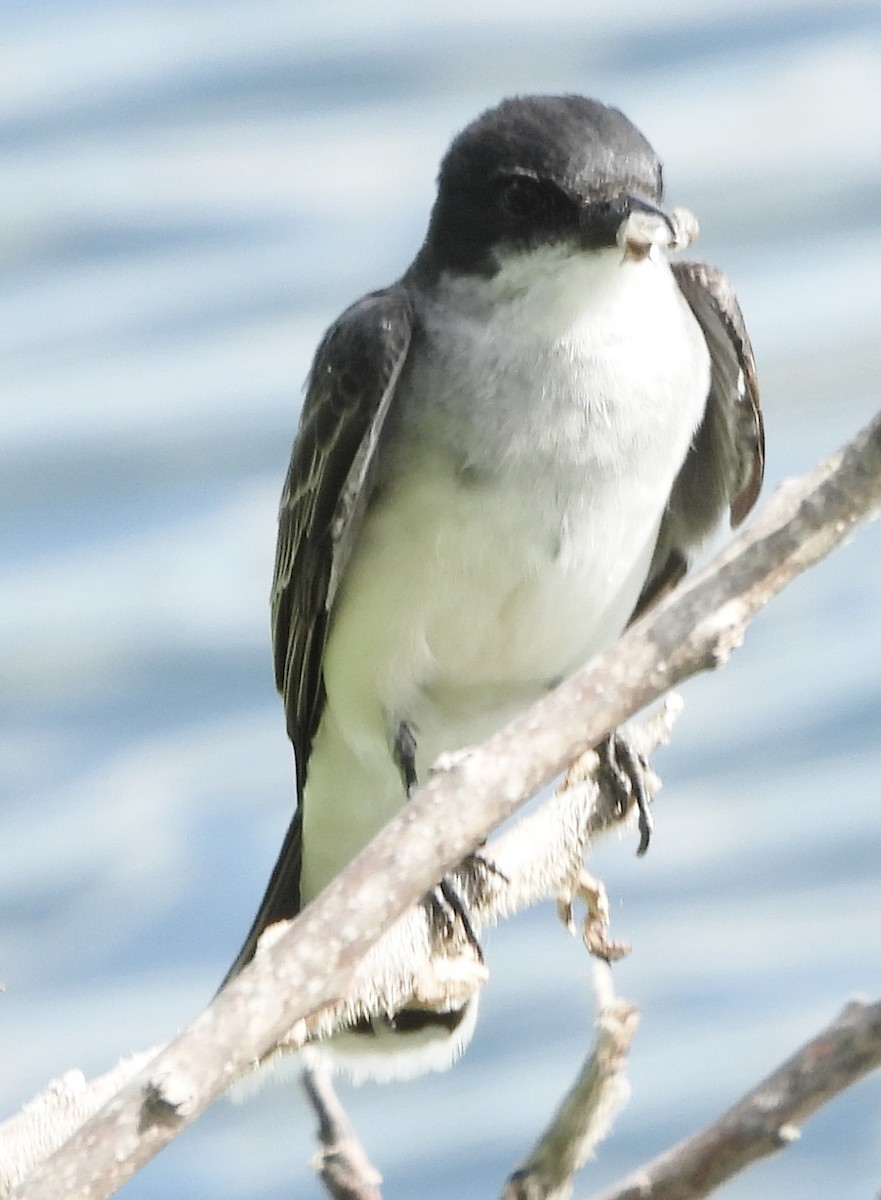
xmin=300 ymin=245 xmax=710 ymax=902
xmin=398 ymin=244 xmax=709 ymax=478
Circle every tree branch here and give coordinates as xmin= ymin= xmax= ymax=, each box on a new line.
xmin=589 ymin=996 xmax=881 ymax=1200
xmin=502 ymin=968 xmax=639 ymax=1200
xmin=0 ymin=1054 xmax=159 ymax=1198
xmin=300 ymin=1052 xmax=384 ymax=1200
xmin=0 ymin=701 xmax=674 ymax=1198
xmin=7 ymin=409 xmax=881 ymax=1199
xmin=298 ymin=966 xmax=642 ymax=1200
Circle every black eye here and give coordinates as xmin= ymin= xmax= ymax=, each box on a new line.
xmin=497 ymin=176 xmax=547 ymax=222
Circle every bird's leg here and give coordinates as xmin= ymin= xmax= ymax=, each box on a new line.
xmin=434 ymin=877 xmax=484 ymax=962
xmin=392 ymin=719 xmax=419 ymax=796
xmin=431 ymin=745 xmax=509 ymax=893
xmin=392 ymin=720 xmax=485 ymax=960
xmin=598 ymin=729 xmax=654 ymax=855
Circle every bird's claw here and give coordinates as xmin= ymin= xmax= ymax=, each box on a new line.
xmin=599 ymin=730 xmax=654 ymax=855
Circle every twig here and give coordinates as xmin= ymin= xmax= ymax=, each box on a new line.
xmin=503 ymin=967 xmax=639 ymax=1200
xmin=265 ymin=697 xmax=678 ymax=1056
xmin=590 ymin=996 xmax=881 ymax=1200
xmin=480 ymin=698 xmax=680 ymax=961
xmin=0 ymin=702 xmax=675 ymax=1196
xmin=300 ymin=1052 xmax=383 ymax=1200
xmin=0 ymin=1053 xmax=159 ymax=1198
xmin=7 ymin=411 xmax=881 ymax=1199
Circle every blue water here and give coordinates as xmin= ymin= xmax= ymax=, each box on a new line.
xmin=2 ymin=2 xmax=880 ymax=1197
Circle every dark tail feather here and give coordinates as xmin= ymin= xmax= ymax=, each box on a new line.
xmin=219 ymin=806 xmax=303 ymax=989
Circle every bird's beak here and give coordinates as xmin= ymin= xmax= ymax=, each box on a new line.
xmin=617 ymin=195 xmax=700 ymax=262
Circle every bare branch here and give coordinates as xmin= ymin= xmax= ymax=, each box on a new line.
xmin=1 ymin=703 xmax=674 ymax=1196
xmin=300 ymin=1052 xmax=383 ymax=1200
xmin=257 ymin=696 xmax=679 ymax=1059
xmin=7 ymin=411 xmax=881 ymax=1199
xmin=483 ymin=699 xmax=679 ymax=922
xmin=590 ymin=996 xmax=881 ymax=1200
xmin=503 ymin=968 xmax=639 ymax=1200
xmin=0 ymin=1052 xmax=159 ymax=1198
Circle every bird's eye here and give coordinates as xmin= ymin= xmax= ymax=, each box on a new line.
xmin=498 ymin=176 xmax=547 ymax=222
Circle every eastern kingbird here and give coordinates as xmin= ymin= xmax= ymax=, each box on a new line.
xmin=224 ymin=95 xmax=764 ymax=1079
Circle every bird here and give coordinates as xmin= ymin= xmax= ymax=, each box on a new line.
xmin=223 ymin=94 xmax=764 ymax=1080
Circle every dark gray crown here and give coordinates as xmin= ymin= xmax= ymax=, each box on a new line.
xmin=416 ymin=95 xmax=663 ymax=277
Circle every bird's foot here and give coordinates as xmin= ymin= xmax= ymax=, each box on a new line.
xmin=394 ymin=721 xmax=498 ymax=964
xmin=557 ymin=867 xmax=630 ymax=963
xmin=427 ymin=873 xmax=484 ymax=962
xmin=435 ymin=849 xmax=508 ymax=956
xmin=426 ymin=847 xmax=504 ymax=962
xmin=598 ymin=729 xmax=654 ymax=855
xmin=393 ymin=719 xmax=419 ymax=795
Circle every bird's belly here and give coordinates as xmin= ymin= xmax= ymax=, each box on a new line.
xmin=404 ymin=475 xmax=656 ymax=738
xmin=300 ymin=255 xmax=711 ymax=902
xmin=299 ymin=451 xmax=667 ymax=902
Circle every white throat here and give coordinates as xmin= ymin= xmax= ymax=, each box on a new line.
xmin=402 ymin=244 xmax=711 ymax=481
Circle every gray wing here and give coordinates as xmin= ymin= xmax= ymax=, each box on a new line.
xmin=634 ymin=260 xmax=765 ymax=614
xmin=223 ymin=287 xmax=413 ymax=982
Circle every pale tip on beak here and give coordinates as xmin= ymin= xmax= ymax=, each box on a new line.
xmin=617 ymin=204 xmax=700 ymax=262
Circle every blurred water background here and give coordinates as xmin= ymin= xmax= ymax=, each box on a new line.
xmin=2 ymin=1 xmax=880 ymax=1196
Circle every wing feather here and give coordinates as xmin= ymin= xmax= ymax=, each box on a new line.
xmin=223 ymin=288 xmax=412 ymax=981
xmin=635 ymin=261 xmax=764 ymax=617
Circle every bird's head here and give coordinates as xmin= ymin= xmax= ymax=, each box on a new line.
xmin=417 ymin=94 xmax=685 ymax=280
